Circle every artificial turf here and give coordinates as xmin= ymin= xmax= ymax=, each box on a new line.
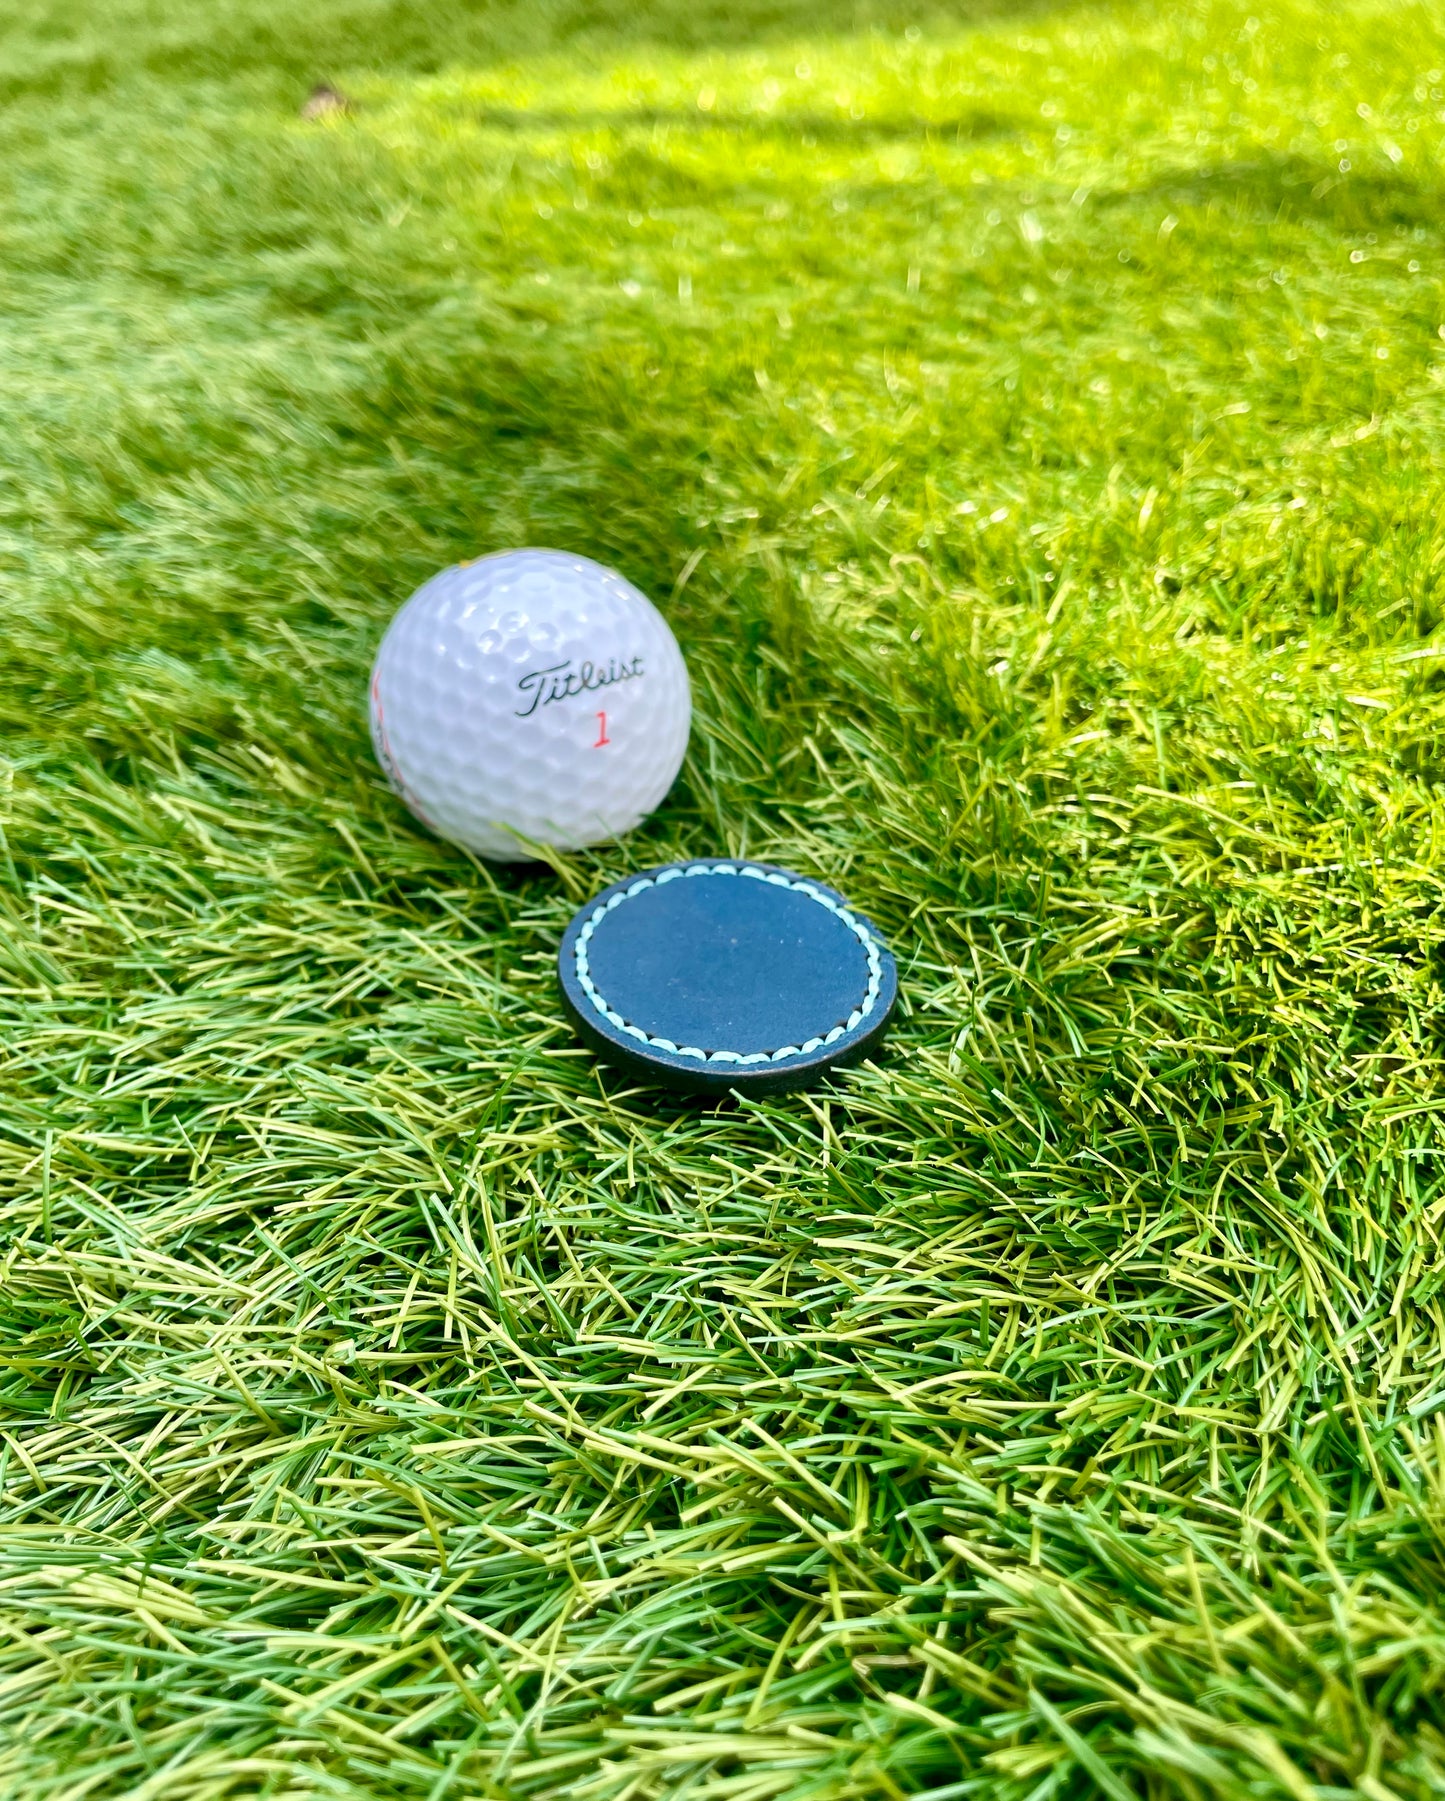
xmin=1 ymin=0 xmax=1443 ymax=1794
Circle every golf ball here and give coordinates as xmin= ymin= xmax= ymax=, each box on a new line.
xmin=369 ymin=549 xmax=691 ymax=860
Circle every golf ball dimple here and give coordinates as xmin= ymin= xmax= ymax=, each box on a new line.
xmin=369 ymin=549 xmax=691 ymax=861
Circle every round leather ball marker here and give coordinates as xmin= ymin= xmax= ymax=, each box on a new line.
xmin=558 ymin=859 xmax=898 ymax=1094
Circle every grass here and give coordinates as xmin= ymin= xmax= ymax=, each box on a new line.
xmin=1 ymin=0 xmax=1444 ymax=1793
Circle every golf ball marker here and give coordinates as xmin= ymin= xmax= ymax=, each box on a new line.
xmin=370 ymin=550 xmax=690 ymax=860
xmin=559 ymin=860 xmax=899 ymax=1094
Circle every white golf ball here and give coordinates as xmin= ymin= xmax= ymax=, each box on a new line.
xmin=369 ymin=549 xmax=691 ymax=861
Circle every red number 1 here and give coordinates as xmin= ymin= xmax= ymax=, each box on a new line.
xmin=594 ymin=711 xmax=610 ymax=747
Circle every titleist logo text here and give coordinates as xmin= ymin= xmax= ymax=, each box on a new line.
xmin=515 ymin=656 xmax=645 ymax=718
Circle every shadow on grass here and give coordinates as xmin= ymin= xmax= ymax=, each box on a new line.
xmin=1107 ymin=152 xmax=1445 ymax=235
xmin=460 ymin=104 xmax=1023 ymax=145
xmin=0 ymin=0 xmax=1075 ymax=102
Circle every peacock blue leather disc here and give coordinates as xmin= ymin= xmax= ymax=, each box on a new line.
xmin=557 ymin=859 xmax=898 ymax=1094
